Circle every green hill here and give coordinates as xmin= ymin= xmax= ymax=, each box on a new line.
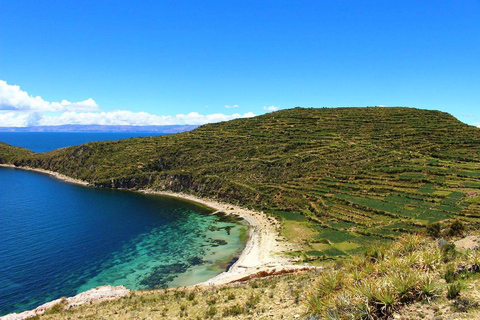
xmin=2 ymin=107 xmax=480 ymax=259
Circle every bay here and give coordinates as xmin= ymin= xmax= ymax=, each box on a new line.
xmin=0 ymin=134 xmax=247 ymax=316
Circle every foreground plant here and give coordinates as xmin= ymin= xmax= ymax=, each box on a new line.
xmin=306 ymin=234 xmax=465 ymax=319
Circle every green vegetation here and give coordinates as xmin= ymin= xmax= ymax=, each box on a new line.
xmin=1 ymin=107 xmax=480 ymax=259
xmin=0 ymin=142 xmax=33 ymax=163
xmin=37 ymin=234 xmax=480 ymax=319
xmin=307 ymin=234 xmax=480 ymax=319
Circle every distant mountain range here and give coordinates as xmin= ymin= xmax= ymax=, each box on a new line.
xmin=0 ymin=125 xmax=199 ymax=133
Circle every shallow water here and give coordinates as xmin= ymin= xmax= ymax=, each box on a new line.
xmin=0 ymin=167 xmax=247 ymax=315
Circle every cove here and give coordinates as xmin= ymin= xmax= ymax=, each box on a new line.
xmin=0 ymin=167 xmax=247 ymax=316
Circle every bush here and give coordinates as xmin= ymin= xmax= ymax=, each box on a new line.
xmin=419 ymin=277 xmax=438 ymax=301
xmin=453 ymin=297 xmax=479 ymax=312
xmin=223 ymin=304 xmax=244 ymax=316
xmin=316 ymin=271 xmax=343 ymax=298
xmin=364 ymin=246 xmax=386 ymax=263
xmin=446 ymin=283 xmax=461 ymax=299
xmin=444 ymin=265 xmax=456 ymax=283
xmin=441 ymin=243 xmax=457 ymax=263
xmin=447 ymin=220 xmax=465 ymax=237
xmin=45 ymin=302 xmax=64 ymax=314
xmin=205 ymin=306 xmax=217 ymax=318
xmin=426 ymin=222 xmax=441 ymax=238
xmin=245 ymin=294 xmax=260 ymax=310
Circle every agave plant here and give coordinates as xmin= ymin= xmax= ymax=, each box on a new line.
xmin=390 ymin=272 xmax=420 ymax=303
xmin=420 ymin=247 xmax=442 ymax=271
xmin=418 ymin=276 xmax=439 ymax=303
xmin=317 ymin=271 xmax=344 ymax=298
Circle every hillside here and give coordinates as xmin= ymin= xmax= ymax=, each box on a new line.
xmin=0 ymin=142 xmax=34 ymax=162
xmin=2 ymin=107 xmax=480 ymax=260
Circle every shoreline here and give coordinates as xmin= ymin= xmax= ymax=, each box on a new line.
xmin=0 ymin=164 xmax=309 ymax=319
xmin=140 ymin=189 xmax=293 ymax=285
xmin=0 ymin=164 xmax=89 ymax=186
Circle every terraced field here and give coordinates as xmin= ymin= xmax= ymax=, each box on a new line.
xmin=1 ymin=107 xmax=480 ymax=260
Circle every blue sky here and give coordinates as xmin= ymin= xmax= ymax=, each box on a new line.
xmin=0 ymin=0 xmax=479 ymax=126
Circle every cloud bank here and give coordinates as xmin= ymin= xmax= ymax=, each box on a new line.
xmin=0 ymin=111 xmax=256 ymax=127
xmin=0 ymin=79 xmax=257 ymax=127
xmin=263 ymin=106 xmax=279 ymax=111
xmin=0 ymin=80 xmax=99 ymax=112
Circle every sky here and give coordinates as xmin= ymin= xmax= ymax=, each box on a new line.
xmin=0 ymin=0 xmax=479 ymax=127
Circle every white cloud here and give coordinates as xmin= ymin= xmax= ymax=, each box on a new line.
xmin=0 ymin=80 xmax=99 ymax=112
xmin=0 ymin=112 xmax=43 ymax=127
xmin=0 ymin=80 xmax=257 ymax=127
xmin=225 ymin=104 xmax=239 ymax=109
xmin=0 ymin=111 xmax=256 ymax=127
xmin=263 ymin=106 xmax=279 ymax=111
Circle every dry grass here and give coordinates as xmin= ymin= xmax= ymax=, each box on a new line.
xmin=39 ymin=269 xmax=319 ymax=319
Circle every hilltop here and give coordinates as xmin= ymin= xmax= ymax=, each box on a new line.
xmin=1 ymin=107 xmax=480 ymax=261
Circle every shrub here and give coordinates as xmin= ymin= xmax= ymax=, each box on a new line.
xmin=441 ymin=243 xmax=457 ymax=263
xmin=356 ymin=280 xmax=397 ymax=317
xmin=453 ymin=297 xmax=479 ymax=312
xmin=45 ymin=302 xmax=65 ymax=314
xmin=316 ymin=271 xmax=343 ymax=298
xmin=419 ymin=277 xmax=438 ymax=301
xmin=223 ymin=304 xmax=244 ymax=316
xmin=391 ymin=273 xmax=419 ymax=302
xmin=426 ymin=222 xmax=441 ymax=238
xmin=364 ymin=246 xmax=386 ymax=263
xmin=444 ymin=265 xmax=456 ymax=283
xmin=205 ymin=306 xmax=217 ymax=318
xmin=446 ymin=283 xmax=461 ymax=299
xmin=45 ymin=297 xmax=68 ymax=314
xmin=447 ymin=220 xmax=465 ymax=237
xmin=245 ymin=294 xmax=260 ymax=310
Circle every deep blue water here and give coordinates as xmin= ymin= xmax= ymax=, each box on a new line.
xmin=0 ymin=132 xmax=161 ymax=153
xmin=0 ymin=134 xmax=247 ymax=316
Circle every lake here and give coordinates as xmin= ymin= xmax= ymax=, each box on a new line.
xmin=0 ymin=133 xmax=247 ymax=316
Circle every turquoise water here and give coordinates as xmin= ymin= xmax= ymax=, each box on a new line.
xmin=0 ymin=134 xmax=247 ymax=316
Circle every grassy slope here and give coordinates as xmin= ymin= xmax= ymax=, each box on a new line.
xmin=1 ymin=107 xmax=480 ymax=260
xmin=0 ymin=142 xmax=33 ymax=163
